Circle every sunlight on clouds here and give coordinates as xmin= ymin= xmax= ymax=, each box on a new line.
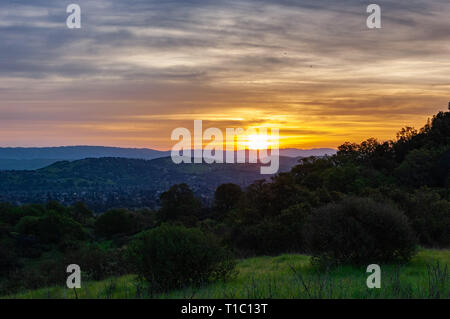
xmin=0 ymin=0 xmax=449 ymax=148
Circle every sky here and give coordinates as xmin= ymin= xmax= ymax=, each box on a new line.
xmin=0 ymin=0 xmax=449 ymax=150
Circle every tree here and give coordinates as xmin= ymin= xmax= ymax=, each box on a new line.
xmin=159 ymin=184 xmax=201 ymax=224
xmin=214 ymin=183 xmax=243 ymax=217
xmin=94 ymin=209 xmax=134 ymax=238
xmin=394 ymin=147 xmax=444 ymax=187
xmin=0 ymin=245 xmax=20 ymax=275
xmin=388 ymin=188 xmax=450 ymax=247
xmin=71 ymin=202 xmax=93 ymax=224
xmin=16 ymin=211 xmax=86 ymax=247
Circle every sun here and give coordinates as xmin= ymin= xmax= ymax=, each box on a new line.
xmin=245 ymin=134 xmax=271 ymax=150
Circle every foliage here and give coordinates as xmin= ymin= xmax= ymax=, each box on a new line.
xmin=6 ymin=249 xmax=449 ymax=299
xmin=159 ymin=183 xmax=202 ymax=225
xmin=65 ymin=244 xmax=130 ymax=281
xmin=304 ymin=197 xmax=417 ymax=266
xmin=395 ymin=147 xmax=446 ymax=187
xmin=385 ymin=188 xmax=450 ymax=247
xmin=229 ymin=203 xmax=311 ymax=255
xmin=0 ymin=245 xmax=20 ymax=275
xmin=127 ymin=224 xmax=236 ymax=292
xmin=94 ymin=209 xmax=135 ymax=238
xmin=16 ymin=210 xmax=86 ymax=247
xmin=214 ymin=183 xmax=243 ymax=217
xmin=0 ymin=110 xmax=449 ymax=296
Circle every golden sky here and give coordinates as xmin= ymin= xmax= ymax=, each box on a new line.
xmin=0 ymin=0 xmax=449 ymax=150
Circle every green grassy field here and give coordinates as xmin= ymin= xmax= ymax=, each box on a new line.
xmin=4 ymin=249 xmax=449 ymax=299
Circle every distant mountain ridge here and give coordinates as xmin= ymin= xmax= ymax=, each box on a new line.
xmin=0 ymin=146 xmax=336 ymax=170
xmin=279 ymin=148 xmax=337 ymax=157
xmin=0 ymin=146 xmax=170 ymax=170
xmin=0 ymin=146 xmax=170 ymax=160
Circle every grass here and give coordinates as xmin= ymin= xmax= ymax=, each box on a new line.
xmin=3 ymin=249 xmax=449 ymax=299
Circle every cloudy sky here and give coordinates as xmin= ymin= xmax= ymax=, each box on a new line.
xmin=0 ymin=0 xmax=449 ymax=149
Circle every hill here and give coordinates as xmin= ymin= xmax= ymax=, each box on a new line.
xmin=0 ymin=156 xmax=301 ymax=210
xmin=0 ymin=146 xmax=335 ymax=170
xmin=0 ymin=146 xmax=170 ymax=160
xmin=0 ymin=146 xmax=170 ymax=170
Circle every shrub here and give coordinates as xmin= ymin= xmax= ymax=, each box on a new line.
xmin=305 ymin=197 xmax=417 ymax=266
xmin=37 ymin=211 xmax=86 ymax=246
xmin=65 ymin=245 xmax=130 ymax=281
xmin=15 ymin=216 xmax=40 ymax=235
xmin=127 ymin=224 xmax=236 ymax=292
xmin=94 ymin=209 xmax=134 ymax=238
xmin=230 ymin=203 xmax=311 ymax=255
xmin=0 ymin=245 xmax=20 ymax=276
xmin=0 ymin=202 xmax=23 ymax=225
xmin=15 ymin=211 xmax=86 ymax=247
xmin=390 ymin=189 xmax=450 ymax=247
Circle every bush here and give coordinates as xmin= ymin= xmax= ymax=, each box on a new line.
xmin=94 ymin=209 xmax=134 ymax=238
xmin=127 ymin=224 xmax=236 ymax=292
xmin=230 ymin=203 xmax=311 ymax=255
xmin=0 ymin=245 xmax=20 ymax=275
xmin=391 ymin=189 xmax=450 ymax=247
xmin=15 ymin=216 xmax=40 ymax=235
xmin=65 ymin=245 xmax=130 ymax=281
xmin=15 ymin=211 xmax=86 ymax=247
xmin=305 ymin=197 xmax=417 ymax=266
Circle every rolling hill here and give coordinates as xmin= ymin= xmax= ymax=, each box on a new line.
xmin=0 ymin=146 xmax=335 ymax=170
xmin=0 ymin=156 xmax=301 ymax=210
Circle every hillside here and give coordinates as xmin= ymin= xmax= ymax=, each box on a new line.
xmin=0 ymin=146 xmax=170 ymax=161
xmin=0 ymin=146 xmax=335 ymax=170
xmin=0 ymin=156 xmax=301 ymax=210
xmin=0 ymin=146 xmax=170 ymax=170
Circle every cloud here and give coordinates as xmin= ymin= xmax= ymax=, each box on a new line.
xmin=0 ymin=0 xmax=449 ymax=148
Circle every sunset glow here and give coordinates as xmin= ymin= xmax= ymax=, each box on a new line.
xmin=0 ymin=1 xmax=449 ymax=149
xmin=244 ymin=134 xmax=271 ymax=150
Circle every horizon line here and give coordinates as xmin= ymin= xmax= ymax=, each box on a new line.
xmin=0 ymin=145 xmax=338 ymax=152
